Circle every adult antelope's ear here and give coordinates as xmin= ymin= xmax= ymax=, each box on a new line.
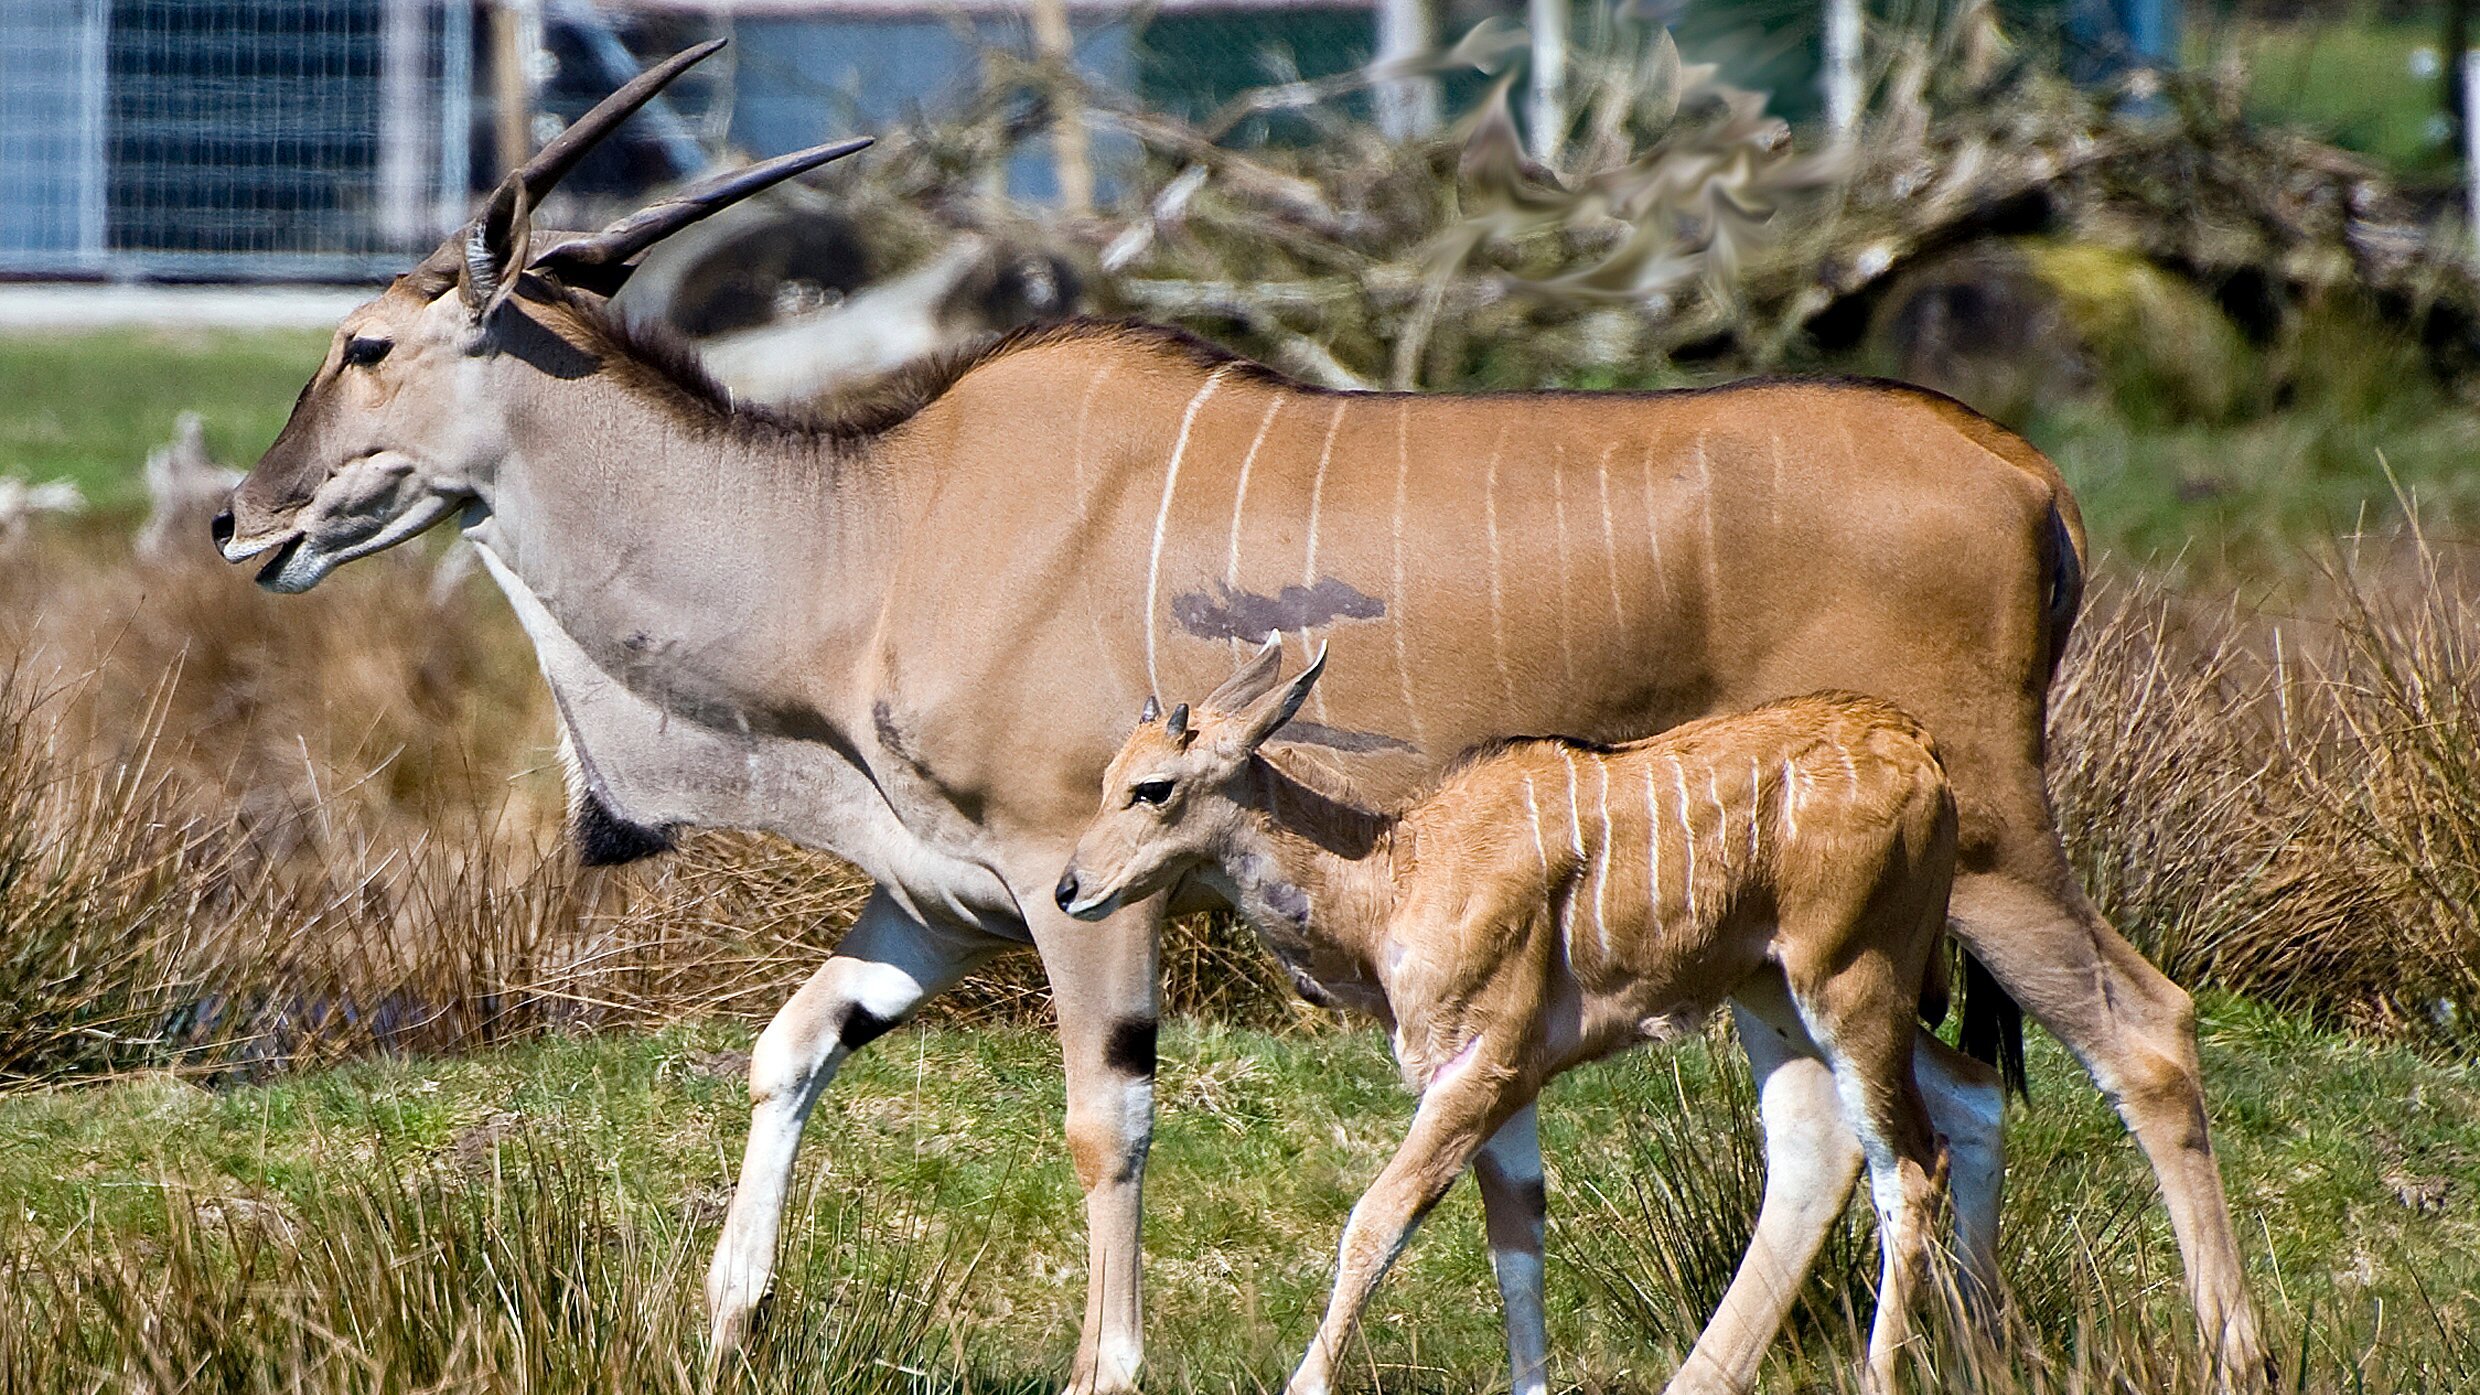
xmin=461 ymin=182 xmax=532 ymax=320
xmin=1227 ymin=644 xmax=1327 ymax=754
xmin=533 ymin=138 xmax=873 ymax=298
xmin=441 ymin=39 xmax=728 ymax=315
xmin=1204 ymin=636 xmax=1287 ymax=716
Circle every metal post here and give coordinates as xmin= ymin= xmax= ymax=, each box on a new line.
xmin=1823 ymin=0 xmax=1862 ymax=145
xmin=1529 ymin=0 xmax=1566 ymax=162
xmin=1375 ymin=0 xmax=1440 ymax=141
xmin=378 ymin=0 xmax=429 ymax=246
xmin=491 ymin=0 xmax=541 ymax=179
xmin=2464 ymin=50 xmax=2480 ymax=265
xmin=1031 ymin=0 xmax=1092 ymax=214
xmin=439 ymin=0 xmax=473 ymax=232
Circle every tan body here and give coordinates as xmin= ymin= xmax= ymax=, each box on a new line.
xmin=1062 ymin=660 xmax=1958 ymax=1394
xmin=217 ymin=45 xmax=2265 ymax=1395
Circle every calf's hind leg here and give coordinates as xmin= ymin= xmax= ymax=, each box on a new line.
xmin=1951 ymin=865 xmax=2269 ymax=1391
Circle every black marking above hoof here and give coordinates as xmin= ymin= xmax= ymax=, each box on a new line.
xmin=839 ymin=1004 xmax=903 ymax=1052
xmin=574 ymin=787 xmax=676 ymax=867
xmin=1104 ymin=1017 xmax=1159 ymax=1077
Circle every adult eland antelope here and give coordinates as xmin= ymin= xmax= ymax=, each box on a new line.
xmin=1059 ymin=646 xmax=1959 ymax=1395
xmin=215 ymin=42 xmax=2268 ymax=1393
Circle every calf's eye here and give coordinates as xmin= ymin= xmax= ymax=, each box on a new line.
xmin=343 ymin=336 xmax=393 ymax=368
xmin=1132 ymin=779 xmax=1175 ymax=806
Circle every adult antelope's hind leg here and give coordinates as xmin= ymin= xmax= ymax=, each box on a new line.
xmin=1952 ymin=867 xmax=2269 ymax=1391
xmin=1473 ymin=1102 xmax=1549 ymax=1395
xmin=706 ymin=890 xmax=1000 ymax=1365
xmin=1288 ymin=1060 xmax=1525 ymax=1395
xmin=1026 ymin=896 xmax=1165 ymax=1395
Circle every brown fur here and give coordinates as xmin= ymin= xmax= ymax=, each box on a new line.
xmin=1064 ymin=666 xmax=1956 ymax=1395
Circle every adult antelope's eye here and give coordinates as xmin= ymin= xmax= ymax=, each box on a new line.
xmin=1132 ymin=778 xmax=1175 ymax=806
xmin=343 ymin=336 xmax=393 ymax=368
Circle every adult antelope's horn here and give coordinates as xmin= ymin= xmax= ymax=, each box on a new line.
xmin=475 ymin=39 xmax=728 ymax=232
xmin=534 ymin=137 xmax=874 ymax=291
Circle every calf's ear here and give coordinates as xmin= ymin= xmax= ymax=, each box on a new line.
xmin=1226 ymin=644 xmax=1327 ymax=754
xmin=1204 ymin=636 xmax=1287 ymax=715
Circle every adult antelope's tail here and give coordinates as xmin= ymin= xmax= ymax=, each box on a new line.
xmin=1959 ymin=496 xmax=2085 ymax=1099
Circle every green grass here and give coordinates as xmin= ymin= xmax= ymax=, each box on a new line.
xmin=2204 ymin=19 xmax=2452 ymax=172
xmin=6 ymin=1004 xmax=2478 ymax=1391
xmin=0 ymin=329 xmax=329 ymax=511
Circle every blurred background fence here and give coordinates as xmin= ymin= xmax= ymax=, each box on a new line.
xmin=0 ymin=0 xmax=2250 ymax=283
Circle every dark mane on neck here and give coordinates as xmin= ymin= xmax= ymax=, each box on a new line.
xmin=532 ymin=282 xmax=1295 ymax=447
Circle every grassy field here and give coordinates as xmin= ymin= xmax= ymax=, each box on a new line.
xmin=9 ymin=316 xmax=2480 ymax=1391
xmin=7 ymin=1007 xmax=2480 ymax=1392
xmin=2209 ymin=18 xmax=2451 ymax=173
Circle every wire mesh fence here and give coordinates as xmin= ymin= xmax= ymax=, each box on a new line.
xmin=0 ymin=0 xmax=479 ymax=280
xmin=0 ymin=0 xmax=1414 ymax=283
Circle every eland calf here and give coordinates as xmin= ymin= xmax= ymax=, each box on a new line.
xmin=1060 ymin=643 xmax=1958 ymax=1395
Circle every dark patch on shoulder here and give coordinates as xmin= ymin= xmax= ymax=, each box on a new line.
xmin=1172 ymin=578 xmax=1384 ymax=644
xmin=574 ymin=786 xmax=676 ymax=867
xmin=1104 ymin=1017 xmax=1159 ymax=1077
xmin=839 ymin=1004 xmax=904 ymax=1052
xmin=1275 ymin=721 xmax=1417 ymax=755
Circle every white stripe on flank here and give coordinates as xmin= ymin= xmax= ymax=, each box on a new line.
xmin=1391 ymin=399 xmax=1424 ymax=749
xmin=1596 ymin=443 xmax=1624 ymax=630
xmin=1071 ymin=365 xmax=1121 ymax=666
xmin=1223 ymin=396 xmax=1286 ymax=645
xmin=1561 ymin=747 xmax=1587 ymax=863
xmin=1637 ymin=442 xmax=1671 ymax=602
xmin=1070 ymin=364 xmax=1114 ymax=521
xmin=1521 ymin=770 xmax=1551 ymax=876
xmin=1591 ymin=757 xmax=1614 ymax=958
xmin=1780 ymin=757 xmax=1804 ymax=840
xmin=1484 ymin=425 xmax=1514 ymax=707
xmin=1300 ymin=400 xmax=1347 ymax=718
xmin=1747 ymin=757 xmax=1763 ymax=866
xmin=1768 ymin=429 xmax=1785 ymax=531
xmin=1146 ymin=367 xmax=1233 ymax=696
xmin=1706 ymin=767 xmax=1730 ymax=873
xmin=1691 ymin=432 xmax=1719 ymax=600
xmin=1550 ymin=447 xmax=1576 ymax=684
xmin=1644 ymin=763 xmax=1664 ymax=927
xmin=1672 ymin=757 xmax=1698 ymax=920
xmin=1838 ymin=740 xmax=1861 ymax=793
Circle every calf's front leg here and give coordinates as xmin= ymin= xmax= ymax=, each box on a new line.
xmin=1288 ymin=1055 xmax=1525 ymax=1395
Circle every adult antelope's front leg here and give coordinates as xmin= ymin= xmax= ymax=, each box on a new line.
xmin=1028 ymin=896 xmax=1165 ymax=1395
xmin=707 ymin=890 xmax=999 ymax=1366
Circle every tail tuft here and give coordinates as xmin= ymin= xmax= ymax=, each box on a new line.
xmin=1957 ymin=951 xmax=2028 ymax=1100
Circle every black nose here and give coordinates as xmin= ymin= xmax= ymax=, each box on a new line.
xmin=1054 ymin=870 xmax=1079 ymax=912
xmin=209 ymin=509 xmax=235 ymax=547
